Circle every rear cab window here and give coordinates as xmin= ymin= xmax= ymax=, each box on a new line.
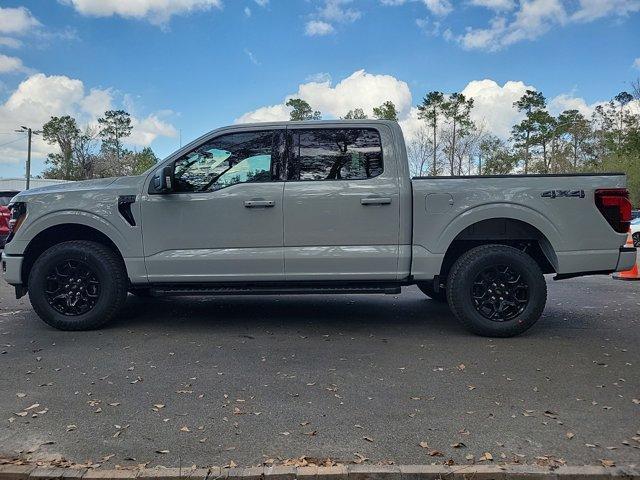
xmin=287 ymin=128 xmax=383 ymax=181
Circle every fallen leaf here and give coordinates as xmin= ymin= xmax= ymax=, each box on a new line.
xmin=480 ymin=452 xmax=493 ymax=461
xmin=566 ymin=432 xmax=575 ymax=439
xmin=155 ymin=450 xmax=169 ymax=454
xmin=363 ymin=436 xmax=374 ymax=443
xmin=601 ymin=460 xmax=615 ymax=467
xmin=451 ymin=442 xmax=466 ymax=448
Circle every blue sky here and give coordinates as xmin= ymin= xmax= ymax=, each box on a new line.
xmin=0 ymin=0 xmax=639 ymax=178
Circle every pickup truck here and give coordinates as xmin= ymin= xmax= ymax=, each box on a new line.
xmin=2 ymin=120 xmax=636 ymax=336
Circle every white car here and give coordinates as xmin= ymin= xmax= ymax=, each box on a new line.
xmin=631 ymin=217 xmax=640 ymax=247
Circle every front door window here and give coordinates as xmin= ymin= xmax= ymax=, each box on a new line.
xmin=173 ymin=131 xmax=276 ymax=192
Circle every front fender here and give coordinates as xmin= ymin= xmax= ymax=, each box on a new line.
xmin=8 ymin=210 xmax=135 ymax=258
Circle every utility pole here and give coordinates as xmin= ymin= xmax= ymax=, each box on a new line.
xmin=15 ymin=126 xmax=41 ymax=190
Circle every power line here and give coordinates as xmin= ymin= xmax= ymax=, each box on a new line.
xmin=0 ymin=136 xmax=25 ymax=148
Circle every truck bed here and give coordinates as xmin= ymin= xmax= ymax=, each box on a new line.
xmin=410 ymin=172 xmax=631 ymax=278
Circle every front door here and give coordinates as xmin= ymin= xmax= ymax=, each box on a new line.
xmin=283 ymin=126 xmax=401 ymax=280
xmin=141 ymin=128 xmax=285 ymax=283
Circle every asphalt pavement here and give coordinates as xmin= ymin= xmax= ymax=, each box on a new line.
xmin=0 ymin=275 xmax=639 ymax=468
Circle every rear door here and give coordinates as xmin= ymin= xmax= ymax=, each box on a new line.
xmin=283 ymin=125 xmax=401 ymax=280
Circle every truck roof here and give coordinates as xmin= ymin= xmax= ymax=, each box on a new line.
xmin=228 ymin=119 xmax=399 ymax=128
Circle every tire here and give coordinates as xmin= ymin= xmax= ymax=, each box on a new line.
xmin=633 ymin=232 xmax=640 ymax=248
xmin=28 ymin=240 xmax=128 ymax=331
xmin=446 ymin=244 xmax=547 ymax=337
xmin=417 ymin=281 xmax=447 ymax=303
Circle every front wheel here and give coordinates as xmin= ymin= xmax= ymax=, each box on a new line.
xmin=28 ymin=240 xmax=128 ymax=330
xmin=446 ymin=245 xmax=547 ymax=337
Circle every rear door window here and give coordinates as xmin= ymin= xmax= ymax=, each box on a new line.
xmin=287 ymin=128 xmax=383 ymax=181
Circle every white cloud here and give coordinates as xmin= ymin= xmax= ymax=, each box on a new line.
xmin=460 ymin=0 xmax=567 ymax=51
xmin=421 ymin=0 xmax=452 ymax=16
xmin=469 ymin=0 xmax=515 ymax=10
xmin=633 ymin=58 xmax=640 ymax=70
xmin=0 ymin=6 xmax=41 ymax=35
xmin=0 ymin=73 xmax=177 ymax=167
xmin=0 ymin=54 xmax=31 ymax=74
xmin=235 ymin=72 xmax=535 ymax=141
xmin=460 ymin=79 xmax=533 ymax=138
xmin=244 ymin=6 xmax=252 ymax=17
xmin=305 ymin=20 xmax=335 ymax=36
xmin=381 ymin=0 xmax=452 ymax=15
xmin=305 ymin=0 xmax=361 ymax=36
xmin=318 ymin=0 xmax=362 ymax=23
xmin=236 ymin=69 xmax=412 ymax=124
xmin=0 ymin=37 xmax=22 ymax=48
xmin=571 ymin=0 xmax=640 ymax=22
xmin=548 ymin=93 xmax=599 ymax=117
xmin=254 ymin=0 xmax=269 ymax=6
xmin=130 ymin=113 xmax=178 ymax=146
xmin=60 ymin=0 xmax=222 ymax=25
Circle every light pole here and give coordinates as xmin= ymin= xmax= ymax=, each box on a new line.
xmin=15 ymin=126 xmax=42 ymax=190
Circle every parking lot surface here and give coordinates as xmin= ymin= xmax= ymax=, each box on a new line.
xmin=0 ymin=276 xmax=638 ymax=468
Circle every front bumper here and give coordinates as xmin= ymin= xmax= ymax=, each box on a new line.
xmin=1 ymin=251 xmax=23 ymax=285
xmin=616 ymin=246 xmax=637 ymax=271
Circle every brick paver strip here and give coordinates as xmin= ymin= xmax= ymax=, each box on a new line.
xmin=0 ymin=464 xmax=638 ymax=480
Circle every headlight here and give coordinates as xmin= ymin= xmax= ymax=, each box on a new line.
xmin=7 ymin=202 xmax=26 ymax=243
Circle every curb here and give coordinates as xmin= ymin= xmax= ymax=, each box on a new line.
xmin=0 ymin=464 xmax=638 ymax=480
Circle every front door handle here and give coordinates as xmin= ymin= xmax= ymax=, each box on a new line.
xmin=244 ymin=199 xmax=275 ymax=208
xmin=361 ymin=197 xmax=392 ymax=206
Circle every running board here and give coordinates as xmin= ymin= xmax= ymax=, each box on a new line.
xmin=149 ymin=282 xmax=402 ymax=296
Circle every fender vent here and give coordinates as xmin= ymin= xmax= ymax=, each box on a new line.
xmin=118 ymin=195 xmax=137 ymax=226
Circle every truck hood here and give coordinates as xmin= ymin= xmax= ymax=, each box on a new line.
xmin=12 ymin=176 xmax=145 ymax=202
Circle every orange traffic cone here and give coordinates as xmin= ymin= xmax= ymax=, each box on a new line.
xmin=613 ymin=232 xmax=640 ymax=281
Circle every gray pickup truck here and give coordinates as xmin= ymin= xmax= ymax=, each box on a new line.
xmin=2 ymin=120 xmax=636 ymax=336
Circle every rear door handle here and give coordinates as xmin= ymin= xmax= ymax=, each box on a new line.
xmin=244 ymin=199 xmax=275 ymax=208
xmin=361 ymin=197 xmax=392 ymax=206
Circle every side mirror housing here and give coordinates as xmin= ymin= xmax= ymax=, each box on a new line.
xmin=154 ymin=164 xmax=175 ymax=193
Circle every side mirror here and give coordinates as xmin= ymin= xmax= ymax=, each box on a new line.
xmin=154 ymin=164 xmax=175 ymax=193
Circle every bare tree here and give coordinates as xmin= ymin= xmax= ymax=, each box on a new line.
xmin=406 ymin=126 xmax=436 ymax=177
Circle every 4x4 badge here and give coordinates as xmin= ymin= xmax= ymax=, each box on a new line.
xmin=541 ymin=189 xmax=585 ymax=199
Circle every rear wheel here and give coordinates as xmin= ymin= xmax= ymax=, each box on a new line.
xmin=417 ymin=281 xmax=447 ymax=303
xmin=446 ymin=244 xmax=546 ymax=337
xmin=28 ymin=240 xmax=128 ymax=330
xmin=633 ymin=232 xmax=640 ymax=248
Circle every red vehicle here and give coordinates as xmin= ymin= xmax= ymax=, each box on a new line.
xmin=0 ymin=191 xmax=19 ymax=248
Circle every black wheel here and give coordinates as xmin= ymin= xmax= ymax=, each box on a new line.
xmin=417 ymin=281 xmax=447 ymax=303
xmin=633 ymin=232 xmax=640 ymax=248
xmin=28 ymin=240 xmax=128 ymax=330
xmin=446 ymin=244 xmax=547 ymax=337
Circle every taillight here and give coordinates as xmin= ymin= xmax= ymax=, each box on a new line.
xmin=594 ymin=188 xmax=632 ymax=233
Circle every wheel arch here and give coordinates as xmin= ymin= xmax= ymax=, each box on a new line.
xmin=21 ymin=223 xmax=126 ymax=286
xmin=438 ymin=217 xmax=558 ymax=284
